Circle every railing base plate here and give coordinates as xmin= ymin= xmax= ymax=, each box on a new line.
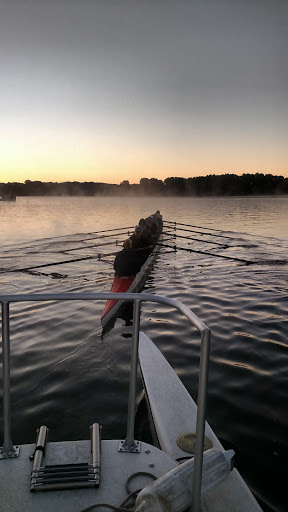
xmin=118 ymin=440 xmax=141 ymax=453
xmin=0 ymin=445 xmax=20 ymax=459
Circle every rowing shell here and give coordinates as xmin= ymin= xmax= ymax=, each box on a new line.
xmin=101 ymin=275 xmax=135 ymax=321
xmin=101 ymin=236 xmax=162 ymax=329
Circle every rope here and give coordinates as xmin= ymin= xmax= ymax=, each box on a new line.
xmin=78 ymin=503 xmax=131 ymax=512
xmin=125 ymin=471 xmax=157 ymax=495
xmin=78 ymin=471 xmax=157 ymax=512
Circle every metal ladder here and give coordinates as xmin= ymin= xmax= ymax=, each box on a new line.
xmin=30 ymin=423 xmax=101 ymax=492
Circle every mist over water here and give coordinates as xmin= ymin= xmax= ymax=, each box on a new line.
xmin=0 ymin=195 xmax=287 ymax=512
xmin=1 ymin=195 xmax=288 ymax=246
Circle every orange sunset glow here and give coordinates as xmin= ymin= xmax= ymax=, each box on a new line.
xmin=1 ymin=1 xmax=287 ymax=185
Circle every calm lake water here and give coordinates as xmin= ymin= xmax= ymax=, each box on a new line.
xmin=1 ymin=195 xmax=288 ymax=512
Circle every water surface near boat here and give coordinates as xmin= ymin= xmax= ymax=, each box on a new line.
xmin=0 ymin=195 xmax=287 ymax=512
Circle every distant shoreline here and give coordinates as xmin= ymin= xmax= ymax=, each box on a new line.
xmin=1 ymin=173 xmax=288 ymax=197
xmin=4 ymin=193 xmax=288 ymax=198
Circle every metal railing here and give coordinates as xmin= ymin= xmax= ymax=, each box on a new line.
xmin=0 ymin=292 xmax=211 ymax=512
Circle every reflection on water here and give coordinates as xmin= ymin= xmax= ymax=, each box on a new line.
xmin=119 ymin=302 xmax=134 ymax=326
xmin=0 ymin=195 xmax=288 ymax=246
xmin=0 ymin=196 xmax=288 ymax=512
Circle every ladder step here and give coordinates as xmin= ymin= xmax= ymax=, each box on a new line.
xmin=36 ymin=475 xmax=97 ymax=484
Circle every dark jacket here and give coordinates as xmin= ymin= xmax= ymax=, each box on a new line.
xmin=113 ymin=248 xmax=146 ymax=277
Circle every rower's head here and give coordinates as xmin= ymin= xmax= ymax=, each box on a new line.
xmin=134 ymin=225 xmax=141 ymax=237
xmin=123 ymin=239 xmax=132 ymax=249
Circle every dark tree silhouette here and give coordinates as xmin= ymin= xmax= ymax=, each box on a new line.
xmin=1 ymin=173 xmax=287 ymax=197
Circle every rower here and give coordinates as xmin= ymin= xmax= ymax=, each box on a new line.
xmin=129 ymin=225 xmax=154 ymax=254
xmin=113 ymin=239 xmax=146 ymax=277
xmin=138 ymin=219 xmax=155 ymax=245
xmin=145 ymin=216 xmax=158 ymax=243
xmin=155 ymin=210 xmax=163 ymax=232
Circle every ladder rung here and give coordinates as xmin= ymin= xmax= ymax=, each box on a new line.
xmin=36 ymin=475 xmax=96 ymax=484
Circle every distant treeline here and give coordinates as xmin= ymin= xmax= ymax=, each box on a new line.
xmin=1 ymin=174 xmax=288 ymax=197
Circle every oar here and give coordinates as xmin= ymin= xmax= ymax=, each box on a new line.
xmin=164 ymin=226 xmax=242 ymax=240
xmin=63 ymin=239 xmax=124 ymax=253
xmin=90 ymin=225 xmax=135 ymax=235
xmin=6 ymin=239 xmax=166 ymax=274
xmin=162 ymin=231 xmax=228 ymax=246
xmin=97 ymin=259 xmax=114 ymax=266
xmin=164 ymin=220 xmax=228 ymax=232
xmin=8 ymin=252 xmax=121 ymax=273
xmin=59 ymin=226 xmax=170 ymax=250
xmin=97 ymin=245 xmax=156 ymax=259
xmin=9 ymin=255 xmax=96 ymax=273
xmin=69 ymin=230 xmax=133 ymax=244
xmin=157 ymin=242 xmax=253 ymax=264
xmin=53 ymin=228 xmax=135 ymax=247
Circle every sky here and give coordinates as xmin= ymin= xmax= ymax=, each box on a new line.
xmin=0 ymin=0 xmax=287 ymax=185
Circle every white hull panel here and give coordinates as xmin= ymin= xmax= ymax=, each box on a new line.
xmin=138 ymin=332 xmax=263 ymax=512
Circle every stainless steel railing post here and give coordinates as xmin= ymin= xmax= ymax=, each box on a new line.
xmin=0 ymin=301 xmax=18 ymax=458
xmin=191 ymin=327 xmax=211 ymax=512
xmin=124 ymin=299 xmax=141 ymax=449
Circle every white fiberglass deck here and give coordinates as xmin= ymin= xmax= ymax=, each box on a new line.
xmin=1 ymin=439 xmax=177 ymax=511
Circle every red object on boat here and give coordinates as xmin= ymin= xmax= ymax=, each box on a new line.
xmin=101 ymin=274 xmax=135 ymax=321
